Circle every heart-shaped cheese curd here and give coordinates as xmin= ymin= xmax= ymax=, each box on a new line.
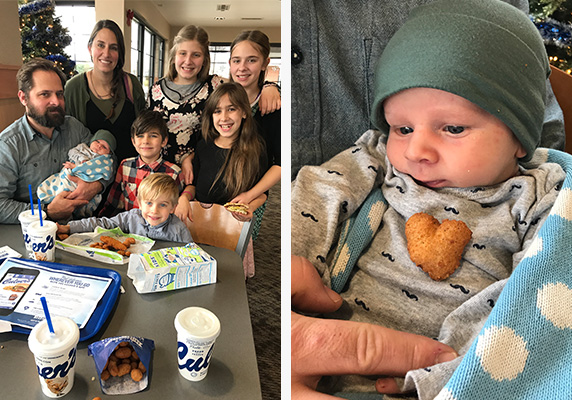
xmin=405 ymin=212 xmax=472 ymax=281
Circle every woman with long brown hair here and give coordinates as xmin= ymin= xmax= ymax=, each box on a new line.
xmin=65 ymin=19 xmax=146 ymax=163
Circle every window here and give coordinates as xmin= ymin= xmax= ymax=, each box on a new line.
xmin=131 ymin=16 xmax=165 ymax=97
xmin=54 ymin=2 xmax=96 ymax=74
xmin=210 ymin=45 xmax=231 ymax=78
xmin=209 ymin=43 xmax=281 ymax=85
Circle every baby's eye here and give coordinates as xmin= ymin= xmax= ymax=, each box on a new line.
xmin=399 ymin=127 xmax=414 ymax=135
xmin=446 ymin=126 xmax=465 ymax=134
xmin=445 ymin=125 xmax=465 ymax=135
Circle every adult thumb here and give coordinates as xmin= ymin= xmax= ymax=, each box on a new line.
xmin=291 ymin=255 xmax=343 ymax=313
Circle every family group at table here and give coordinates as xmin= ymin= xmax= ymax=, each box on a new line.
xmin=0 ymin=20 xmax=281 ymax=264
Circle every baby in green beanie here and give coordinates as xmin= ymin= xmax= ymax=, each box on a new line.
xmin=291 ymin=0 xmax=567 ymax=398
xmin=37 ymin=129 xmax=116 ymax=218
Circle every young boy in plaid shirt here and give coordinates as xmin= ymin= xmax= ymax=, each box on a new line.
xmin=99 ymin=110 xmax=183 ymax=217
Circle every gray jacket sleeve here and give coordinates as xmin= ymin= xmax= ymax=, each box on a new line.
xmin=68 ymin=212 xmax=132 ymax=234
xmin=171 ymin=217 xmax=193 ymax=243
xmin=291 ymin=130 xmax=386 ymax=280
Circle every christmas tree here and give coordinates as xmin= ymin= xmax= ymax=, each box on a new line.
xmin=18 ymin=0 xmax=76 ymax=78
xmin=530 ymin=0 xmax=572 ymax=73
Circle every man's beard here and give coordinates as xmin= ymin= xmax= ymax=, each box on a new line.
xmin=27 ymin=103 xmax=65 ymax=128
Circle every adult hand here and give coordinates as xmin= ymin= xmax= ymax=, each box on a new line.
xmin=62 ymin=161 xmax=76 ymax=169
xmin=259 ymin=84 xmax=281 ymax=115
xmin=291 ymin=255 xmax=458 ymax=399
xmin=66 ymin=176 xmax=102 ymax=201
xmin=181 ymin=155 xmax=194 ymax=185
xmin=46 ymin=191 xmax=89 ymax=222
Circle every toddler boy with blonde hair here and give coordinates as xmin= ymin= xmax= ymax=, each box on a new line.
xmin=58 ymin=173 xmax=191 ymax=242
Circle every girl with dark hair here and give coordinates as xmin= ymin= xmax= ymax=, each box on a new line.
xmin=148 ymin=25 xmax=279 ymax=187
xmin=65 ymin=19 xmax=146 ymax=163
xmin=175 ymin=82 xmax=267 ymax=223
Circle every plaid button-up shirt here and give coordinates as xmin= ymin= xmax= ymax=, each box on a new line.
xmin=100 ymin=156 xmax=182 ymax=216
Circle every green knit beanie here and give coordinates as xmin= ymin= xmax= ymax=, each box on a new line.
xmin=90 ymin=129 xmax=117 ymax=152
xmin=371 ymin=0 xmax=550 ymax=161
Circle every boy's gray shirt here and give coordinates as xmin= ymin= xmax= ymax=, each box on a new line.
xmin=291 ymin=130 xmax=565 ymax=398
xmin=69 ymin=208 xmax=193 ymax=243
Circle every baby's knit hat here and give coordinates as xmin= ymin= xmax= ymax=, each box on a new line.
xmin=90 ymin=129 xmax=117 ymax=152
xmin=371 ymin=0 xmax=550 ymax=161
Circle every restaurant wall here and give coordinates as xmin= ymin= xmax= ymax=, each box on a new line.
xmin=0 ymin=0 xmax=25 ymax=131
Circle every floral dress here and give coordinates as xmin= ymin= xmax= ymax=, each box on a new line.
xmin=148 ymin=75 xmax=224 ymax=164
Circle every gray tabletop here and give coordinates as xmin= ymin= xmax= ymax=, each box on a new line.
xmin=0 ymin=224 xmax=261 ymax=400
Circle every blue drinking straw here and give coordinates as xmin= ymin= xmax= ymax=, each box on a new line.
xmin=38 ymin=198 xmax=43 ymax=227
xmin=40 ymin=296 xmax=55 ymax=334
xmin=28 ymin=184 xmax=34 ymax=215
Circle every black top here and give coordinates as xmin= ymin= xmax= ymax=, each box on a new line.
xmin=254 ymin=108 xmax=281 ymax=169
xmin=192 ymin=138 xmax=267 ymax=204
xmin=84 ymin=74 xmax=137 ymax=162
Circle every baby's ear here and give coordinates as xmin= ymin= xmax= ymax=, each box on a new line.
xmin=516 ymin=143 xmax=527 ymax=159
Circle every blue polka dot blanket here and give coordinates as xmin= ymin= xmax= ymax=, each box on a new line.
xmin=437 ymin=148 xmax=572 ymax=398
xmin=37 ymin=154 xmax=114 ymax=204
xmin=330 ymin=148 xmax=572 ymax=399
xmin=37 ymin=154 xmax=114 ymax=218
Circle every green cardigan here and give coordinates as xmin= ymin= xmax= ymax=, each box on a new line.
xmin=64 ymin=71 xmax=146 ymax=127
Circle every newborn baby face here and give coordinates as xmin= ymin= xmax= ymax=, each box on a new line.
xmin=384 ymin=87 xmax=526 ymax=188
xmin=90 ymin=139 xmax=111 ymax=155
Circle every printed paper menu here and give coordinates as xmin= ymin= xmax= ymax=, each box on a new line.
xmin=0 ymin=258 xmax=112 ymax=330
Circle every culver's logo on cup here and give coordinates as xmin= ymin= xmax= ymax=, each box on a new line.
xmin=32 ymin=234 xmax=55 ymax=253
xmin=28 ymin=220 xmax=57 ymax=262
xmin=174 ymin=307 xmax=220 ymax=381
xmin=28 ymin=316 xmax=80 ymax=397
xmin=177 ymin=341 xmax=214 ymax=377
xmin=37 ymin=347 xmax=76 ymax=380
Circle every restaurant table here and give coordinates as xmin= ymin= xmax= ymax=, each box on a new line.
xmin=0 ymin=224 xmax=262 ymax=399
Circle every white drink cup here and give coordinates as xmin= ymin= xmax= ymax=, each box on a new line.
xmin=27 ymin=220 xmax=57 ymax=262
xmin=28 ymin=316 xmax=80 ymax=398
xmin=174 ymin=307 xmax=221 ymax=381
xmin=18 ymin=209 xmax=47 ymax=258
